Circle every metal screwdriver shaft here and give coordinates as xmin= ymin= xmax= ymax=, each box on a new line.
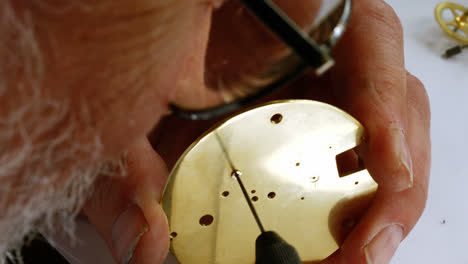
xmin=232 ymin=169 xmax=266 ymax=233
xmin=215 ymin=132 xmax=265 ymax=233
xmin=215 ymin=131 xmax=302 ymax=264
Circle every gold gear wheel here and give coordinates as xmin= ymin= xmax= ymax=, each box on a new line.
xmin=435 ymin=2 xmax=468 ymax=43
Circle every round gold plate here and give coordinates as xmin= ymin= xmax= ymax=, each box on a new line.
xmin=162 ymin=100 xmax=377 ymax=264
xmin=435 ymin=2 xmax=468 ymax=43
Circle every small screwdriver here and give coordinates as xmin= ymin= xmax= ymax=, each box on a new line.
xmin=216 ymin=133 xmax=302 ymax=264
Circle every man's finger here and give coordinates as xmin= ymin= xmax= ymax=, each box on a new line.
xmin=322 ymin=73 xmax=430 ymax=264
xmin=332 ymin=0 xmax=410 ymax=192
xmin=83 ymin=138 xmax=169 ymax=264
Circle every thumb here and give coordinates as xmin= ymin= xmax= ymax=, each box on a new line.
xmin=83 ymin=137 xmax=169 ymax=264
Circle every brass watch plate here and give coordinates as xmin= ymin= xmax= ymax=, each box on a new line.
xmin=161 ymin=100 xmax=377 ymax=264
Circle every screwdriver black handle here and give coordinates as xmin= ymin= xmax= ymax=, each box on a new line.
xmin=255 ymin=231 xmax=302 ymax=264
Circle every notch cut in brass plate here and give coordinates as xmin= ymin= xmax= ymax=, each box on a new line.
xmin=435 ymin=2 xmax=468 ymax=43
xmin=162 ymin=100 xmax=377 ymax=264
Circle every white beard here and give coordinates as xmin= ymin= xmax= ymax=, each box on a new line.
xmin=0 ymin=2 xmax=125 ymax=262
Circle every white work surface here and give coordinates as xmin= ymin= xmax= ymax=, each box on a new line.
xmin=388 ymin=0 xmax=468 ymax=263
xmin=48 ymin=1 xmax=468 ymax=263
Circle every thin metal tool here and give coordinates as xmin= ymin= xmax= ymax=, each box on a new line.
xmin=215 ymin=131 xmax=302 ymax=264
xmin=215 ymin=132 xmax=266 ymax=233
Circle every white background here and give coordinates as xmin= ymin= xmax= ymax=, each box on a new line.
xmin=387 ymin=0 xmax=468 ymax=263
xmin=49 ymin=0 xmax=468 ymax=263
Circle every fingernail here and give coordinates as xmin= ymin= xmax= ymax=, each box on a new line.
xmin=399 ymin=130 xmax=413 ymax=190
xmin=112 ymin=204 xmax=148 ymax=264
xmin=364 ymin=224 xmax=404 ymax=264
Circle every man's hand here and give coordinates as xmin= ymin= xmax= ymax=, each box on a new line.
xmin=323 ymin=0 xmax=430 ymax=263
xmin=84 ymin=138 xmax=170 ymax=264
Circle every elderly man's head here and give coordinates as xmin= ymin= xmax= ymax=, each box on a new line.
xmin=0 ymin=0 xmax=218 ymax=258
xmin=0 ymin=0 xmax=323 ymax=260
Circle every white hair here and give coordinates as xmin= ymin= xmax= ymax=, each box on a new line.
xmin=0 ymin=1 xmax=125 ymax=262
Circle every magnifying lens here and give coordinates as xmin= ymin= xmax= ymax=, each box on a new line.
xmin=170 ymin=0 xmax=352 ymax=120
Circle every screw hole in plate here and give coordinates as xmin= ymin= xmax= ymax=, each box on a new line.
xmin=270 ymin=113 xmax=283 ymax=124
xmin=199 ymin=215 xmax=214 ymax=226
